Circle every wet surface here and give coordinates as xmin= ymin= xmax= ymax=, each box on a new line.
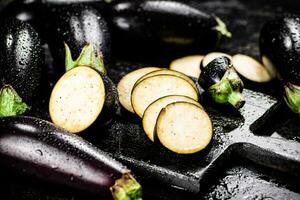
xmin=0 ymin=0 xmax=300 ymax=200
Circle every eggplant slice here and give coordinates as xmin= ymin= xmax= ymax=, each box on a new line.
xmin=131 ymin=75 xmax=198 ymax=117
xmin=156 ymin=102 xmax=212 ymax=154
xmin=135 ymin=69 xmax=198 ymax=91
xmin=201 ymin=52 xmax=232 ymax=69
xmin=117 ymin=67 xmax=160 ymax=113
xmin=49 ymin=66 xmax=105 ymax=133
xmin=232 ymin=54 xmax=273 ymax=83
xmin=169 ymin=55 xmax=204 ymax=79
xmin=143 ymin=95 xmax=202 ymax=142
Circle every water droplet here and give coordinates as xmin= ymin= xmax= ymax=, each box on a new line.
xmin=35 ymin=149 xmax=43 ymax=156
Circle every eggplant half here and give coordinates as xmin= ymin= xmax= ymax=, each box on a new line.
xmin=199 ymin=56 xmax=245 ymax=109
xmin=260 ymin=14 xmax=300 ymax=114
xmin=46 ymin=4 xmax=111 ymax=77
xmin=49 ymin=44 xmax=119 ymax=133
xmin=0 ymin=18 xmax=43 ymax=112
xmin=0 ymin=116 xmax=142 ymax=200
xmin=107 ymin=0 xmax=231 ymax=56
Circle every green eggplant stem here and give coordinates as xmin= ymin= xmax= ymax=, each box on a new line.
xmin=110 ymin=173 xmax=142 ymax=200
xmin=0 ymin=85 xmax=28 ymax=117
xmin=284 ymin=83 xmax=300 ymax=115
xmin=208 ymin=69 xmax=245 ymax=109
xmin=64 ymin=43 xmax=106 ymax=74
xmin=214 ymin=17 xmax=232 ymax=44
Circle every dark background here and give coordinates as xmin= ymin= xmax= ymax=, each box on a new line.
xmin=0 ymin=0 xmax=300 ymax=199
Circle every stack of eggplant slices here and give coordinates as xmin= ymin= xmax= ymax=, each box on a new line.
xmin=117 ymin=48 xmax=278 ymax=154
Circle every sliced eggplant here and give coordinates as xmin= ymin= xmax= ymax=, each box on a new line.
xmin=131 ymin=75 xmax=198 ymax=117
xmin=135 ymin=69 xmax=198 ymax=91
xmin=199 ymin=56 xmax=245 ymax=109
xmin=108 ymin=0 xmax=231 ymax=56
xmin=232 ymin=54 xmax=273 ymax=83
xmin=49 ymin=66 xmax=106 ymax=133
xmin=0 ymin=18 xmax=44 ymax=103
xmin=169 ymin=55 xmax=204 ymax=79
xmin=0 ymin=116 xmax=142 ymax=199
xmin=156 ymin=102 xmax=212 ymax=154
xmin=201 ymin=52 xmax=232 ymax=69
xmin=142 ymin=95 xmax=202 ymax=142
xmin=117 ymin=67 xmax=160 ymax=113
xmin=260 ymin=14 xmax=300 ymax=114
xmin=46 ymin=4 xmax=110 ymax=77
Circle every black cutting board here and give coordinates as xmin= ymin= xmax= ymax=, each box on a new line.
xmin=0 ymin=0 xmax=300 ymax=200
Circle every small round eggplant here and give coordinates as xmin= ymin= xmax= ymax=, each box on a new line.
xmin=260 ymin=14 xmax=300 ymax=114
xmin=107 ymin=0 xmax=231 ymax=56
xmin=46 ymin=4 xmax=111 ymax=77
xmin=0 ymin=18 xmax=44 ymax=103
xmin=199 ymin=56 xmax=245 ymax=109
xmin=0 ymin=116 xmax=142 ymax=199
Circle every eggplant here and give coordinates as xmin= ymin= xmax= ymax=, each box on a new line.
xmin=0 ymin=116 xmax=142 ymax=200
xmin=260 ymin=14 xmax=300 ymax=114
xmin=46 ymin=4 xmax=111 ymax=78
xmin=107 ymin=0 xmax=231 ymax=57
xmin=49 ymin=44 xmax=119 ymax=133
xmin=199 ymin=56 xmax=245 ymax=109
xmin=0 ymin=18 xmax=44 ymax=104
xmin=0 ymin=0 xmax=46 ymax=40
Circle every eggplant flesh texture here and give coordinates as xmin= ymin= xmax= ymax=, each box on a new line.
xmin=260 ymin=14 xmax=300 ymax=114
xmin=199 ymin=56 xmax=245 ymax=109
xmin=0 ymin=18 xmax=43 ymax=103
xmin=0 ymin=116 xmax=142 ymax=199
xmin=108 ymin=0 xmax=230 ymax=56
xmin=46 ymin=4 xmax=111 ymax=78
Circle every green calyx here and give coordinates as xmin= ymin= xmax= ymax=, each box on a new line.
xmin=214 ymin=17 xmax=232 ymax=45
xmin=284 ymin=83 xmax=300 ymax=115
xmin=110 ymin=173 xmax=142 ymax=200
xmin=64 ymin=43 xmax=106 ymax=74
xmin=0 ymin=85 xmax=28 ymax=117
xmin=208 ymin=68 xmax=245 ymax=109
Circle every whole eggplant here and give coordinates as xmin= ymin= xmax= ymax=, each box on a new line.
xmin=0 ymin=18 xmax=44 ymax=104
xmin=107 ymin=0 xmax=231 ymax=57
xmin=260 ymin=14 xmax=300 ymax=114
xmin=199 ymin=56 xmax=245 ymax=109
xmin=46 ymin=4 xmax=111 ymax=78
xmin=0 ymin=116 xmax=142 ymax=200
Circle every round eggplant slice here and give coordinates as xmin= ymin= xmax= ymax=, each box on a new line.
xmin=135 ymin=69 xmax=198 ymax=92
xmin=156 ymin=102 xmax=212 ymax=154
xmin=49 ymin=66 xmax=105 ymax=133
xmin=232 ymin=54 xmax=273 ymax=83
xmin=169 ymin=55 xmax=204 ymax=79
xmin=201 ymin=52 xmax=232 ymax=69
xmin=131 ymin=75 xmax=198 ymax=118
xmin=117 ymin=67 xmax=160 ymax=113
xmin=143 ymin=95 xmax=202 ymax=142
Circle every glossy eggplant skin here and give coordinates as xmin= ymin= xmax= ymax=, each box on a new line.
xmin=0 ymin=18 xmax=44 ymax=103
xmin=47 ymin=4 xmax=111 ymax=77
xmin=107 ymin=0 xmax=230 ymax=57
xmin=260 ymin=14 xmax=300 ymax=85
xmin=199 ymin=57 xmax=245 ymax=109
xmin=199 ymin=56 xmax=230 ymax=89
xmin=0 ymin=116 xmax=139 ymax=198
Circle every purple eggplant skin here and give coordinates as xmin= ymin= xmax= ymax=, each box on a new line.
xmin=260 ymin=14 xmax=300 ymax=114
xmin=0 ymin=116 xmax=142 ymax=199
xmin=0 ymin=18 xmax=44 ymax=103
xmin=106 ymin=0 xmax=231 ymax=57
xmin=46 ymin=4 xmax=111 ymax=78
